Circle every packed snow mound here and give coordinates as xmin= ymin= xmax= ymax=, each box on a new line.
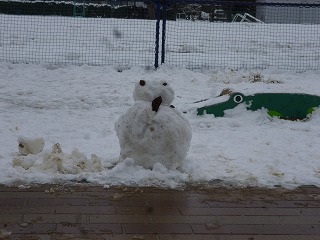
xmin=115 ymin=79 xmax=192 ymax=170
xmin=18 ymin=136 xmax=45 ymax=155
xmin=13 ymin=143 xmax=103 ymax=174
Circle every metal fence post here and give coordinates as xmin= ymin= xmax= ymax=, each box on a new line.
xmin=161 ymin=0 xmax=167 ymax=64
xmin=154 ymin=0 xmax=161 ymax=68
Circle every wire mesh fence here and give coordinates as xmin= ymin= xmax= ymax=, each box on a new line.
xmin=0 ymin=0 xmax=157 ymax=67
xmin=164 ymin=1 xmax=320 ymax=71
xmin=0 ymin=0 xmax=319 ymax=72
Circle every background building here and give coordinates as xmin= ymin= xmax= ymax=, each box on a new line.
xmin=256 ymin=0 xmax=320 ymax=23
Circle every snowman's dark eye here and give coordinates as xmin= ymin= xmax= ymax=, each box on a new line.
xmin=139 ymin=80 xmax=146 ymax=86
xmin=233 ymin=94 xmax=243 ymax=103
xmin=163 ymin=82 xmax=167 ymax=86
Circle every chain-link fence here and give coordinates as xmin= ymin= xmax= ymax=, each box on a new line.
xmin=164 ymin=1 xmax=320 ymax=72
xmin=0 ymin=0 xmax=319 ymax=72
xmin=0 ymin=0 xmax=157 ymax=67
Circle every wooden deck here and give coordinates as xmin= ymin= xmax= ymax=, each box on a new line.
xmin=0 ymin=184 xmax=319 ymax=239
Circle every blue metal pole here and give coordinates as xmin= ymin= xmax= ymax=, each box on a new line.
xmin=161 ymin=0 xmax=167 ymax=64
xmin=154 ymin=0 xmax=161 ymax=68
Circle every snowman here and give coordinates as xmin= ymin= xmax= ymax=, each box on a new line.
xmin=115 ymin=79 xmax=192 ymax=170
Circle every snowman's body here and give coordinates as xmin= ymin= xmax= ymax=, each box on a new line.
xmin=115 ymin=80 xmax=192 ymax=170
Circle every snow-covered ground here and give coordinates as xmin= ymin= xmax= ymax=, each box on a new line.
xmin=0 ymin=15 xmax=320 ymax=189
xmin=1 ymin=63 xmax=320 ymax=189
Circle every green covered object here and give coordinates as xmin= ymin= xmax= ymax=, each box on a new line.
xmin=197 ymin=92 xmax=320 ymax=120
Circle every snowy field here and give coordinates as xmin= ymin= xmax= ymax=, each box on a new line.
xmin=1 ymin=14 xmax=320 ymax=71
xmin=0 ymin=15 xmax=320 ymax=189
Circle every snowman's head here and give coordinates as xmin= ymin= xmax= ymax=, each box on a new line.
xmin=133 ymin=79 xmax=174 ymax=106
